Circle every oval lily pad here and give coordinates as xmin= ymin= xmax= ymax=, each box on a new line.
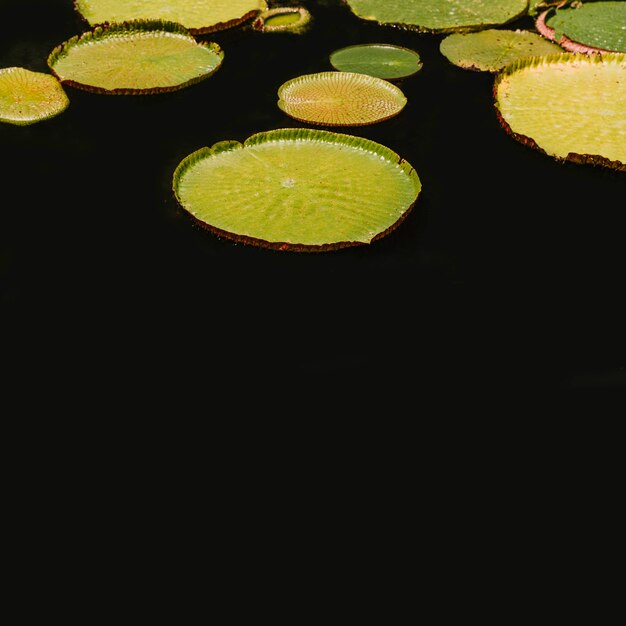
xmin=172 ymin=128 xmax=422 ymax=251
xmin=48 ymin=20 xmax=224 ymax=95
xmin=277 ymin=71 xmax=407 ymax=126
xmin=494 ymin=52 xmax=626 ymax=170
xmin=344 ymin=0 xmax=529 ymax=33
xmin=329 ymin=43 xmax=422 ymax=79
xmin=538 ymin=1 xmax=626 ymax=53
xmin=440 ymin=29 xmax=563 ymax=72
xmin=0 ymin=67 xmax=69 ymax=125
xmin=74 ymin=0 xmax=268 ymax=35
xmin=252 ymin=7 xmax=312 ymax=33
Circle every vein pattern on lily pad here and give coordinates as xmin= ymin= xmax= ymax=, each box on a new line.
xmin=278 ymin=71 xmax=407 ymax=126
xmin=74 ymin=0 xmax=268 ymax=34
xmin=494 ymin=52 xmax=626 ymax=170
xmin=172 ymin=128 xmax=422 ymax=251
xmin=48 ymin=21 xmax=224 ymax=95
xmin=0 ymin=67 xmax=69 ymax=125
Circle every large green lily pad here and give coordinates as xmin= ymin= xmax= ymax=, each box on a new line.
xmin=344 ymin=0 xmax=529 ymax=33
xmin=74 ymin=0 xmax=268 ymax=34
xmin=538 ymin=1 xmax=626 ymax=53
xmin=0 ymin=67 xmax=69 ymax=125
xmin=494 ymin=52 xmax=626 ymax=170
xmin=329 ymin=43 xmax=423 ymax=79
xmin=278 ymin=71 xmax=407 ymax=126
xmin=172 ymin=128 xmax=422 ymax=251
xmin=440 ymin=29 xmax=563 ymax=72
xmin=48 ymin=20 xmax=224 ymax=95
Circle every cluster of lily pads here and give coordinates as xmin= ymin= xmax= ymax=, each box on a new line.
xmin=0 ymin=0 xmax=624 ymax=252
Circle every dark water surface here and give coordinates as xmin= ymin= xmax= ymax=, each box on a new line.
xmin=2 ymin=0 xmax=625 ymax=397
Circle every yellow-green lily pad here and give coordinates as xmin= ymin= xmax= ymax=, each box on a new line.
xmin=0 ymin=67 xmax=69 ymax=125
xmin=440 ymin=29 xmax=563 ymax=72
xmin=74 ymin=0 xmax=268 ymax=34
xmin=494 ymin=52 xmax=626 ymax=170
xmin=277 ymin=71 xmax=407 ymax=126
xmin=172 ymin=128 xmax=422 ymax=251
xmin=48 ymin=20 xmax=224 ymax=95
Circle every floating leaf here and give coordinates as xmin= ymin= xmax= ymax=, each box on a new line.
xmin=440 ymin=29 xmax=563 ymax=72
xmin=494 ymin=52 xmax=626 ymax=170
xmin=252 ymin=6 xmax=312 ymax=33
xmin=48 ymin=20 xmax=224 ymax=95
xmin=329 ymin=43 xmax=422 ymax=79
xmin=73 ymin=0 xmax=268 ymax=34
xmin=344 ymin=0 xmax=529 ymax=33
xmin=277 ymin=71 xmax=407 ymax=126
xmin=0 ymin=67 xmax=69 ymax=125
xmin=539 ymin=1 xmax=626 ymax=53
xmin=172 ymin=128 xmax=422 ymax=251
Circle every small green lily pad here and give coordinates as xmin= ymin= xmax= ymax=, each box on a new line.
xmin=329 ymin=43 xmax=422 ymax=79
xmin=440 ymin=29 xmax=563 ymax=72
xmin=0 ymin=67 xmax=69 ymax=125
xmin=172 ymin=128 xmax=422 ymax=251
xmin=74 ymin=0 xmax=268 ymax=34
xmin=48 ymin=20 xmax=224 ymax=95
xmin=277 ymin=71 xmax=407 ymax=126
xmin=494 ymin=52 xmax=626 ymax=170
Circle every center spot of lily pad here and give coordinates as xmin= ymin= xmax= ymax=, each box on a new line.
xmin=282 ymin=177 xmax=296 ymax=188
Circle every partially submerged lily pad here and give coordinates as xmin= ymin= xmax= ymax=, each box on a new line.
xmin=440 ymin=29 xmax=563 ymax=72
xmin=537 ymin=1 xmax=626 ymax=53
xmin=494 ymin=52 xmax=626 ymax=170
xmin=172 ymin=128 xmax=422 ymax=251
xmin=0 ymin=67 xmax=69 ymax=125
xmin=73 ymin=0 xmax=268 ymax=35
xmin=344 ymin=0 xmax=529 ymax=33
xmin=277 ymin=71 xmax=407 ymax=126
xmin=329 ymin=43 xmax=422 ymax=79
xmin=252 ymin=6 xmax=312 ymax=33
xmin=48 ymin=20 xmax=224 ymax=95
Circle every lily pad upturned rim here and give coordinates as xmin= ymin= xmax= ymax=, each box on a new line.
xmin=47 ymin=20 xmax=225 ymax=95
xmin=277 ymin=71 xmax=408 ymax=127
xmin=535 ymin=5 xmax=613 ymax=54
xmin=0 ymin=66 xmax=70 ymax=125
xmin=252 ymin=6 xmax=312 ymax=32
xmin=493 ymin=52 xmax=626 ymax=171
xmin=172 ymin=127 xmax=422 ymax=252
xmin=329 ymin=43 xmax=423 ymax=79
xmin=72 ymin=0 xmax=269 ymax=35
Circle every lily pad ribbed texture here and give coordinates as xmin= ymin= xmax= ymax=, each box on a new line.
xmin=494 ymin=53 xmax=626 ymax=170
xmin=48 ymin=21 xmax=224 ymax=94
xmin=74 ymin=0 xmax=268 ymax=34
xmin=172 ymin=128 xmax=422 ymax=251
xmin=0 ymin=67 xmax=69 ymax=125
xmin=278 ymin=71 xmax=407 ymax=126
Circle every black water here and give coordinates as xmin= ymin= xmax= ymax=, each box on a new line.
xmin=2 ymin=0 xmax=625 ymax=398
